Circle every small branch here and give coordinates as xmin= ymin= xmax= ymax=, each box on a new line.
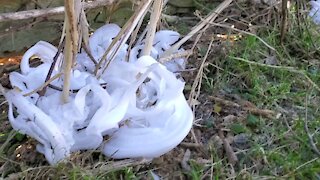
xmin=82 ymin=41 xmax=97 ymax=65
xmin=209 ymin=96 xmax=240 ymax=108
xmin=62 ymin=0 xmax=79 ymax=103
xmin=218 ymin=130 xmax=238 ymax=166
xmin=180 ymin=142 xmax=202 ymax=148
xmin=230 ymin=57 xmax=320 ymax=92
xmin=95 ymin=0 xmax=152 ymax=77
xmin=304 ymin=93 xmax=320 ymax=157
xmin=201 ymin=21 xmax=276 ymax=52
xmin=23 ymin=73 xmax=62 ymax=97
xmin=209 ymin=96 xmax=275 ymax=118
xmin=181 ymin=149 xmax=191 ymax=171
xmin=161 ymin=0 xmax=233 ymax=58
xmin=244 ymin=107 xmax=275 ymax=119
xmin=158 ymin=49 xmax=193 ymax=64
xmin=0 ymin=0 xmax=114 ymax=23
xmin=280 ymin=0 xmax=288 ymax=43
xmin=38 ymin=37 xmax=65 ymax=96
xmin=141 ymin=0 xmax=163 ymax=56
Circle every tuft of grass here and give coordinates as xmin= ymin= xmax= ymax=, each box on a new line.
xmin=200 ymin=1 xmax=320 ymax=179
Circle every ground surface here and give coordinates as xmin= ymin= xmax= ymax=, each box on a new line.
xmin=0 ymin=0 xmax=320 ymax=179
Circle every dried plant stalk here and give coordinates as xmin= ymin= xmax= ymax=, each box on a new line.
xmin=0 ymin=0 xmax=114 ymax=23
xmin=161 ymin=0 xmax=233 ymax=58
xmin=95 ymin=0 xmax=152 ymax=77
xmin=141 ymin=0 xmax=163 ymax=56
xmin=62 ymin=0 xmax=79 ymax=103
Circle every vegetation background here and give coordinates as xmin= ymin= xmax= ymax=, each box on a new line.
xmin=0 ymin=0 xmax=319 ymax=179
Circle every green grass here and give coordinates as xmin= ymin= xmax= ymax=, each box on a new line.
xmin=1 ymin=0 xmax=320 ymax=179
xmin=199 ymin=2 xmax=320 ymax=178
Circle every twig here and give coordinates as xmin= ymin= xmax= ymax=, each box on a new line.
xmin=209 ymin=96 xmax=240 ymax=108
xmin=38 ymin=37 xmax=65 ymax=96
xmin=209 ymin=96 xmax=275 ymax=118
xmin=230 ymin=56 xmax=320 ymax=92
xmin=126 ymin=10 xmax=146 ymax=61
xmin=159 ymin=49 xmax=193 ymax=64
xmin=62 ymin=0 xmax=79 ymax=103
xmin=188 ymin=38 xmax=214 ymax=110
xmin=180 ymin=142 xmax=202 ymax=148
xmin=201 ymin=21 xmax=276 ymax=52
xmin=244 ymin=107 xmax=275 ymax=118
xmin=141 ymin=0 xmax=163 ymax=56
xmin=93 ymin=159 xmax=151 ymax=174
xmin=280 ymin=0 xmax=288 ymax=43
xmin=82 ymin=41 xmax=97 ymax=65
xmin=0 ymin=18 xmax=44 ymax=38
xmin=23 ymin=73 xmax=62 ymax=97
xmin=0 ymin=130 xmax=17 ymax=153
xmin=95 ymin=0 xmax=152 ymax=77
xmin=304 ymin=92 xmax=320 ymax=157
xmin=0 ymin=0 xmax=114 ymax=23
xmin=161 ymin=0 xmax=233 ymax=58
xmin=218 ymin=130 xmax=238 ymax=166
xmin=181 ymin=149 xmax=191 ymax=171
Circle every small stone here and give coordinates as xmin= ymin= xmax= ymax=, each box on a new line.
xmin=233 ymin=133 xmax=250 ymax=146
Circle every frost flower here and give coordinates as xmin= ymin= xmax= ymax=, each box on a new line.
xmin=4 ymin=24 xmax=193 ymax=164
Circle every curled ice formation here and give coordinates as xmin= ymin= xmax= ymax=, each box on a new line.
xmin=103 ymin=56 xmax=193 ymax=158
xmin=5 ymin=23 xmax=193 ymax=164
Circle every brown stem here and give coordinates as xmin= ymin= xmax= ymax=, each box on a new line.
xmin=0 ymin=0 xmax=114 ymax=23
xmin=62 ymin=0 xmax=79 ymax=103
xmin=38 ymin=37 xmax=65 ymax=96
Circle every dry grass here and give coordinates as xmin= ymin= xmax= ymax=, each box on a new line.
xmin=1 ymin=0 xmax=320 ymax=179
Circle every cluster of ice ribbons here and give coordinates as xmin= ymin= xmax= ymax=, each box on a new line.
xmin=5 ymin=24 xmax=193 ymax=164
xmin=310 ymin=0 xmax=320 ymax=24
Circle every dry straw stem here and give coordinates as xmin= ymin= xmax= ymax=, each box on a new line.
xmin=24 ymin=73 xmax=63 ymax=97
xmin=0 ymin=0 xmax=114 ymax=23
xmin=208 ymin=96 xmax=276 ymax=118
xmin=126 ymin=11 xmax=146 ymax=61
xmin=196 ymin=20 xmax=276 ymax=52
xmin=93 ymin=159 xmax=151 ymax=174
xmin=141 ymin=0 xmax=163 ymax=56
xmin=218 ymin=130 xmax=238 ymax=166
xmin=62 ymin=0 xmax=79 ymax=103
xmin=188 ymin=38 xmax=214 ymax=107
xmin=304 ymin=93 xmax=320 ymax=157
xmin=39 ymin=38 xmax=66 ymax=96
xmin=159 ymin=49 xmax=193 ymax=64
xmin=161 ymin=0 xmax=233 ymax=58
xmin=95 ymin=0 xmax=152 ymax=77
xmin=230 ymin=57 xmax=320 ymax=92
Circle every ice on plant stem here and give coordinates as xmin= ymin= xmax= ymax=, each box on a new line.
xmin=4 ymin=23 xmax=193 ymax=164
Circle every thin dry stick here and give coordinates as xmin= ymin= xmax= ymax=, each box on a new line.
xmin=62 ymin=0 xmax=79 ymax=103
xmin=230 ymin=56 xmax=320 ymax=92
xmin=0 ymin=130 xmax=17 ymax=153
xmin=126 ymin=11 xmax=146 ymax=61
xmin=23 ymin=73 xmax=63 ymax=97
xmin=161 ymin=0 xmax=233 ymax=58
xmin=218 ymin=130 xmax=238 ymax=166
xmin=39 ymin=37 xmax=65 ymax=96
xmin=95 ymin=0 xmax=152 ymax=77
xmin=188 ymin=38 xmax=214 ymax=108
xmin=304 ymin=92 xmax=320 ymax=157
xmin=141 ymin=0 xmax=163 ymax=56
xmin=0 ymin=0 xmax=114 ymax=23
xmin=200 ymin=21 xmax=276 ymax=51
xmin=82 ymin=41 xmax=98 ymax=65
xmin=280 ymin=0 xmax=288 ymax=43
xmin=159 ymin=49 xmax=193 ymax=64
